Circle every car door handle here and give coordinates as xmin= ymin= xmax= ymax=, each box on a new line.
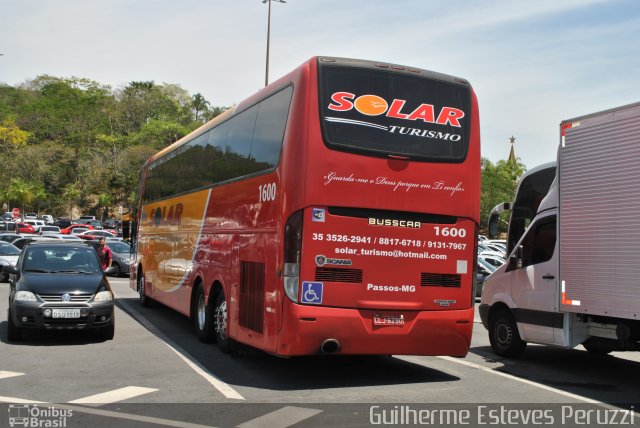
xmin=542 ymin=274 xmax=555 ymax=280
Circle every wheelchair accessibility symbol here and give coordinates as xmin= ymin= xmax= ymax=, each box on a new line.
xmin=301 ymin=281 xmax=323 ymax=304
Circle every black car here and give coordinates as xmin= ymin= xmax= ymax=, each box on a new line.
xmin=6 ymin=241 xmax=115 ymax=341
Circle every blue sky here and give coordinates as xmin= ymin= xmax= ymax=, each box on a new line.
xmin=1 ymin=0 xmax=639 ymax=168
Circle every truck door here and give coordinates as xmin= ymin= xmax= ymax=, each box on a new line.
xmin=509 ymin=213 xmax=559 ymax=343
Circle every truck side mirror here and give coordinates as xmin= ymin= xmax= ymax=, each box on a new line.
xmin=506 ymin=245 xmax=524 ymax=271
xmin=487 ymin=202 xmax=512 ymax=238
xmin=516 ymin=245 xmax=524 ymax=269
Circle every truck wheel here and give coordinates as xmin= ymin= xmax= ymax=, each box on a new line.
xmin=194 ymin=286 xmax=215 ymax=343
xmin=489 ymin=309 xmax=526 ymax=357
xmin=214 ymin=291 xmax=236 ymax=354
xmin=7 ymin=309 xmax=22 ymax=342
xmin=583 ymin=340 xmax=614 ymax=355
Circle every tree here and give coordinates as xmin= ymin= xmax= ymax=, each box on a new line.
xmin=480 ymin=158 xmax=527 ymax=235
xmin=0 ymin=119 xmax=29 ymax=151
xmin=2 ymin=178 xmax=36 ymax=213
xmin=191 ymin=93 xmax=210 ymax=122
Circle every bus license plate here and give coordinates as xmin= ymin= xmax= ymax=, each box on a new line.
xmin=51 ymin=309 xmax=81 ymax=319
xmin=373 ymin=314 xmax=404 ymax=326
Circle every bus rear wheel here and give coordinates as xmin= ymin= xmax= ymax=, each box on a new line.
xmin=214 ymin=291 xmax=235 ymax=353
xmin=489 ymin=309 xmax=527 ymax=358
xmin=138 ymin=273 xmax=152 ymax=307
xmin=195 ymin=286 xmax=215 ymax=343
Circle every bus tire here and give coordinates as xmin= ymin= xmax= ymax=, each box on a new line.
xmin=489 ymin=309 xmax=526 ymax=358
xmin=138 ymin=273 xmax=152 ymax=308
xmin=214 ymin=291 xmax=236 ymax=354
xmin=195 ymin=286 xmax=215 ymax=343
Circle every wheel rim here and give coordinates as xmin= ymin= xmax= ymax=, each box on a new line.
xmin=197 ymin=294 xmax=207 ymax=331
xmin=495 ymin=319 xmax=513 ymax=348
xmin=113 ymin=264 xmax=121 ymax=276
xmin=214 ymin=298 xmax=227 ymax=340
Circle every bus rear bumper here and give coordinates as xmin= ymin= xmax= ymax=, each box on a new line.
xmin=276 ymin=303 xmax=473 ymax=357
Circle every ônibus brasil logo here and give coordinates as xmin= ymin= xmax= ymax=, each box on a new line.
xmin=327 ymin=92 xmax=465 ymax=127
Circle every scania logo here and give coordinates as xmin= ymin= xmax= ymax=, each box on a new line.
xmin=328 ymin=92 xmax=465 ymax=127
xmin=315 ymin=255 xmax=352 ymax=267
xmin=61 ymin=294 xmax=71 ymax=302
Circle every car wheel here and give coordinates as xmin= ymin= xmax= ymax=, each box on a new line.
xmin=111 ymin=263 xmax=121 ymax=277
xmin=489 ymin=309 xmax=527 ymax=357
xmin=138 ymin=273 xmax=152 ymax=307
xmin=100 ymin=314 xmax=115 ymax=341
xmin=194 ymin=286 xmax=215 ymax=343
xmin=7 ymin=309 xmax=22 ymax=342
xmin=214 ymin=291 xmax=237 ymax=354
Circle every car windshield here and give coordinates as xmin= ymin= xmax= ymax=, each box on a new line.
xmin=23 ymin=247 xmax=101 ymax=274
xmin=0 ymin=243 xmax=20 ymax=255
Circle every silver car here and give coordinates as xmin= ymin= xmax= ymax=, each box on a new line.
xmin=0 ymin=242 xmax=20 ymax=282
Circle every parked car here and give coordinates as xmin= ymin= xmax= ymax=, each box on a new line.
xmin=5 ymin=241 xmax=115 ymax=341
xmin=87 ymin=239 xmax=132 ymax=277
xmin=101 ymin=219 xmax=118 ymax=229
xmin=23 ymin=219 xmax=46 ymax=232
xmin=78 ymin=215 xmax=97 ymax=221
xmin=0 ymin=233 xmax=22 ymax=244
xmin=0 ymin=242 xmax=20 ymax=282
xmin=60 ymin=224 xmax=95 ymax=235
xmin=24 ymin=213 xmax=37 ymax=220
xmin=0 ymin=221 xmax=18 ymax=232
xmin=476 ymin=258 xmax=497 ymax=298
xmin=39 ymin=226 xmax=62 ymax=235
xmin=53 ymin=218 xmax=72 ymax=229
xmin=12 ymin=236 xmax=63 ymax=250
xmin=77 ymin=230 xmax=118 ymax=240
xmin=16 ymin=223 xmax=36 ymax=234
xmin=45 ymin=233 xmax=83 ymax=242
xmin=41 ymin=215 xmax=54 ymax=225
xmin=478 ymin=253 xmax=506 ymax=270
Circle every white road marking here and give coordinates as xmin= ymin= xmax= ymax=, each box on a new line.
xmin=116 ymin=297 xmax=245 ymax=400
xmin=0 ymin=395 xmax=47 ymax=404
xmin=237 ymin=406 xmax=323 ymax=428
xmin=0 ymin=371 xmax=24 ymax=380
xmin=435 ymin=355 xmax=606 ymax=403
xmin=68 ymin=386 xmax=158 ymax=405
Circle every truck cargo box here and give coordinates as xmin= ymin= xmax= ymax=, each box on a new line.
xmin=559 ymin=102 xmax=640 ymax=319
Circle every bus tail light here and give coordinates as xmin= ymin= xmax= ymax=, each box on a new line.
xmin=284 ymin=210 xmax=303 ymax=303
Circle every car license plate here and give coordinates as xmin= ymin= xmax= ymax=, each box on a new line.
xmin=51 ymin=309 xmax=81 ymax=319
xmin=373 ymin=314 xmax=405 ymax=326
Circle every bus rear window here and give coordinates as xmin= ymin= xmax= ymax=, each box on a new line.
xmin=319 ymin=66 xmax=471 ymax=162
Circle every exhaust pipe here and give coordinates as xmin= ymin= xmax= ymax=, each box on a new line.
xmin=321 ymin=339 xmax=341 ymax=354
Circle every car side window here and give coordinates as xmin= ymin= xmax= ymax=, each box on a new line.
xmin=520 ymin=215 xmax=556 ymax=268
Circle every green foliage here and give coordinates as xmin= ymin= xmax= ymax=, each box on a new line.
xmin=480 ymin=157 xmax=527 ymax=235
xmin=0 ymin=75 xmax=221 ymax=217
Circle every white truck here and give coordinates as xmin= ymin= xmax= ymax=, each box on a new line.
xmin=480 ymin=102 xmax=640 ymax=357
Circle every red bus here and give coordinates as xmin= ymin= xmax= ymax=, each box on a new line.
xmin=130 ymin=56 xmax=480 ymax=357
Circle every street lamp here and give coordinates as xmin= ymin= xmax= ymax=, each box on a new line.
xmin=262 ymin=0 xmax=286 ymax=87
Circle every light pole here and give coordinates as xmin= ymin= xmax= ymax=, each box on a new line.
xmin=262 ymin=0 xmax=286 ymax=87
